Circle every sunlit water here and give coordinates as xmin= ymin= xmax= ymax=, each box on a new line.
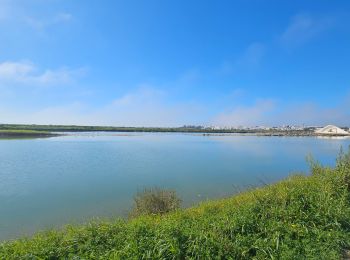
xmin=0 ymin=132 xmax=349 ymax=240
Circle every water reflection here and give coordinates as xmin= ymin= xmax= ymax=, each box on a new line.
xmin=0 ymin=133 xmax=349 ymax=240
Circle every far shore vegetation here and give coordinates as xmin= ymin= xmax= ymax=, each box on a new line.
xmin=1 ymin=148 xmax=350 ymax=258
xmin=0 ymin=123 xmax=327 ymax=136
xmin=0 ymin=129 xmax=60 ymax=139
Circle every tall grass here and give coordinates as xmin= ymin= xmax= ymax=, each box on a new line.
xmin=1 ymin=149 xmax=350 ymax=259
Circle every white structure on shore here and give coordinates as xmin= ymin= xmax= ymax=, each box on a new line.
xmin=315 ymin=125 xmax=349 ymax=135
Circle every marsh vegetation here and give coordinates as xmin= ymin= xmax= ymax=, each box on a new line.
xmin=0 ymin=130 xmax=60 ymax=139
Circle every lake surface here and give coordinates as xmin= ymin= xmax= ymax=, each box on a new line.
xmin=1 ymin=132 xmax=350 ymax=240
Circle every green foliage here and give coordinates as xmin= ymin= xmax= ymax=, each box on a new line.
xmin=1 ymin=150 xmax=350 ymax=259
xmin=130 ymin=187 xmax=182 ymax=218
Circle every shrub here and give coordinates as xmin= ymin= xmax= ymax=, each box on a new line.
xmin=130 ymin=187 xmax=181 ymax=218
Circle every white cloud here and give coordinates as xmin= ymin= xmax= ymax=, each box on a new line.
xmin=0 ymin=61 xmax=86 ymax=86
xmin=280 ymin=13 xmax=334 ymax=47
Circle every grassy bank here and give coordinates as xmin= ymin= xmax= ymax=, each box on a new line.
xmin=0 ymin=130 xmax=59 ymax=139
xmin=1 ymin=152 xmax=350 ymax=259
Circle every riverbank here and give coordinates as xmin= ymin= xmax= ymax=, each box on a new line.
xmin=0 ymin=130 xmax=61 ymax=139
xmin=1 ymin=151 xmax=349 ymax=259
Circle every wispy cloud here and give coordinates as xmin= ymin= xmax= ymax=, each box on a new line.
xmin=0 ymin=85 xmax=206 ymax=126
xmin=0 ymin=102 xmax=88 ymax=125
xmin=0 ymin=61 xmax=86 ymax=86
xmin=98 ymin=86 xmax=205 ymax=127
xmin=237 ymin=43 xmax=265 ymax=67
xmin=212 ymin=99 xmax=276 ymax=127
xmin=280 ymin=13 xmax=335 ymax=47
xmin=1 ymin=87 xmax=349 ymax=127
xmin=211 ymin=93 xmax=350 ymax=127
xmin=272 ymin=101 xmax=350 ymax=126
xmin=24 ymin=12 xmax=73 ymax=31
xmin=0 ymin=0 xmax=72 ymax=31
xmin=217 ymin=42 xmax=265 ymax=75
xmin=0 ymin=0 xmax=11 ymax=20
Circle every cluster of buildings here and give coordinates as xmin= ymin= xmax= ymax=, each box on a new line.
xmin=189 ymin=125 xmax=307 ymax=131
xmin=182 ymin=124 xmax=350 ymax=135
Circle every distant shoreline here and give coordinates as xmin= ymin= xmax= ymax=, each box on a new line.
xmin=0 ymin=124 xmax=349 ymax=138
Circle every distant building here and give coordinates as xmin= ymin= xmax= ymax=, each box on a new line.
xmin=315 ymin=125 xmax=349 ymax=135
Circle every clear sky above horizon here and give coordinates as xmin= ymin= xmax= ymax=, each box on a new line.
xmin=0 ymin=0 xmax=349 ymax=127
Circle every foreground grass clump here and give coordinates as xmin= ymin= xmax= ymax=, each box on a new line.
xmin=1 ymin=151 xmax=350 ymax=259
xmin=130 ymin=187 xmax=182 ymax=218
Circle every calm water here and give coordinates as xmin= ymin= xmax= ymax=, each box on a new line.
xmin=0 ymin=132 xmax=350 ymax=240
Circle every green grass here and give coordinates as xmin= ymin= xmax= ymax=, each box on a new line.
xmin=1 ymin=151 xmax=350 ymax=259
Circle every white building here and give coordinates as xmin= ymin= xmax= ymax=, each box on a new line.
xmin=315 ymin=125 xmax=349 ymax=135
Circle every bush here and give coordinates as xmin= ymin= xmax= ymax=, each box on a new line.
xmin=130 ymin=187 xmax=181 ymax=217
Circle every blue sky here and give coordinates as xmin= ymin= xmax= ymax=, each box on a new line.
xmin=0 ymin=0 xmax=349 ymax=126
